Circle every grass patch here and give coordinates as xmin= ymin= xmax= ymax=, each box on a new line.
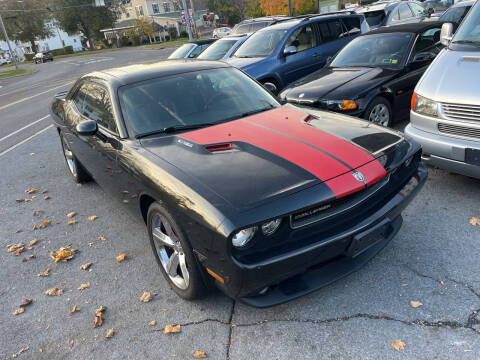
xmin=141 ymin=38 xmax=192 ymax=50
xmin=0 ymin=68 xmax=33 ymax=79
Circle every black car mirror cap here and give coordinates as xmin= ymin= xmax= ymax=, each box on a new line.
xmin=412 ymin=52 xmax=435 ymax=63
xmin=76 ymin=120 xmax=98 ymax=136
xmin=284 ymin=45 xmax=297 ymax=56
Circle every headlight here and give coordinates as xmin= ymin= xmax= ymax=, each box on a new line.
xmin=232 ymin=226 xmax=257 ymax=247
xmin=324 ymin=100 xmax=357 ymax=111
xmin=261 ymin=218 xmax=281 ymax=236
xmin=412 ymin=93 xmax=438 ymax=117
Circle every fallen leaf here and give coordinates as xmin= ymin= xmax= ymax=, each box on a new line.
xmin=410 ymin=300 xmax=423 ymax=308
xmin=116 ymin=253 xmax=126 ymax=262
xmin=469 ymin=217 xmax=480 ymax=226
xmin=33 ymin=210 xmax=44 ymax=216
xmin=80 ymin=262 xmax=92 ymax=270
xmin=41 ymin=189 xmax=48 ymax=194
xmin=440 ymin=280 xmax=445 ymax=286
xmin=68 ymin=305 xmax=80 ymax=315
xmin=164 ymin=324 xmax=181 ymax=334
xmin=37 ymin=267 xmax=51 ymax=277
xmin=131 ymin=194 xmax=138 ymax=198
xmin=29 ymin=254 xmax=36 ymax=259
xmin=29 ymin=238 xmax=38 ymax=246
xmin=122 ymin=199 xmax=129 ymax=204
xmin=98 ymin=236 xmax=106 ymax=241
xmin=338 ymin=329 xmax=345 ymax=335
xmin=25 ymin=188 xmax=37 ymax=194
xmin=67 ymin=220 xmax=78 ymax=225
xmin=16 ymin=198 xmax=30 ymax=203
xmin=50 ymin=246 xmax=77 ymax=262
xmin=96 ymin=305 xmax=107 ymax=313
xmin=105 ymin=328 xmax=114 ymax=338
xmin=140 ymin=291 xmax=152 ymax=303
xmin=461 ymin=334 xmax=466 ymax=339
xmin=77 ymin=282 xmax=90 ymax=291
xmin=30 ymin=152 xmax=35 ymax=156
xmin=44 ymin=287 xmax=63 ymax=296
xmin=193 ymin=350 xmax=208 ymax=359
xmin=94 ymin=312 xmax=103 ymax=328
xmin=13 ymin=247 xmax=27 ymax=256
xmin=88 ymin=215 xmax=98 ymax=221
xmin=7 ymin=242 xmax=24 ymax=252
xmin=121 ymin=190 xmax=129 ymax=194
xmin=14 ymin=229 xmax=22 ymax=234
xmin=392 ymin=340 xmax=405 ymax=351
xmin=67 ymin=212 xmax=77 ymax=218
xmin=13 ymin=307 xmax=25 ymax=315
xmin=19 ymin=299 xmax=33 ymax=308
xmin=21 ymin=257 xmax=27 ymax=262
xmin=149 ymin=320 xmax=157 ymax=326
xmin=12 ymin=345 xmax=29 ymax=358
xmin=44 ymin=195 xmax=51 ymax=200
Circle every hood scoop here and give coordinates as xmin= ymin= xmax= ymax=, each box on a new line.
xmin=462 ymin=56 xmax=480 ymax=63
xmin=205 ymin=143 xmax=232 ymax=152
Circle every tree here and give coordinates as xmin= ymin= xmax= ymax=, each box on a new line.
xmin=0 ymin=0 xmax=53 ymax=53
xmin=133 ymin=17 xmax=156 ymax=44
xmin=207 ymin=0 xmax=245 ymax=25
xmin=259 ymin=0 xmax=317 ymax=16
xmin=245 ymin=0 xmax=266 ymax=18
xmin=53 ymin=0 xmax=118 ymax=50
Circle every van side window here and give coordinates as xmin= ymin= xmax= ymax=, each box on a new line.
xmin=285 ymin=25 xmax=317 ymax=52
xmin=318 ymin=20 xmax=343 ymax=42
xmin=341 ymin=17 xmax=361 ymax=37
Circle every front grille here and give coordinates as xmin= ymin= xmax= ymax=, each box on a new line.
xmin=438 ymin=123 xmax=480 ymax=140
xmin=442 ymin=103 xmax=480 ymax=122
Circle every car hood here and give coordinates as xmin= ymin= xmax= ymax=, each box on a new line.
xmin=282 ymin=66 xmax=396 ymax=102
xmin=141 ymin=106 xmax=404 ymax=210
xmin=416 ymin=48 xmax=480 ymax=104
xmin=226 ymin=56 xmax=265 ymax=70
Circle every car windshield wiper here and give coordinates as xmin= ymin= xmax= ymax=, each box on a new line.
xmin=451 ymin=40 xmax=480 ymax=47
xmin=235 ymin=55 xmax=253 ymax=58
xmin=135 ymin=123 xmax=215 ymax=139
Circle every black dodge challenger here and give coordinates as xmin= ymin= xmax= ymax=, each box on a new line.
xmin=51 ymin=60 xmax=426 ymax=307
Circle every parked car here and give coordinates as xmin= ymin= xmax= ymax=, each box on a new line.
xmin=439 ymin=0 xmax=474 ymax=29
xmin=167 ymin=39 xmax=216 ymax=59
xmin=423 ymin=0 xmax=454 ymax=18
xmin=355 ymin=0 xmax=429 ymax=29
xmin=50 ymin=60 xmax=426 ymax=306
xmin=197 ymin=34 xmax=249 ymax=60
xmin=227 ymin=13 xmax=370 ymax=94
xmin=0 ymin=57 xmax=12 ymax=65
xmin=213 ymin=26 xmax=231 ymax=38
xmin=33 ymin=52 xmax=53 ymax=63
xmin=280 ymin=22 xmax=446 ymax=126
xmin=230 ymin=16 xmax=291 ymax=35
xmin=406 ymin=1 xmax=480 ymax=179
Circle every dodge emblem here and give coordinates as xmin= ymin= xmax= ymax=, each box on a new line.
xmin=353 ymin=171 xmax=367 ymax=185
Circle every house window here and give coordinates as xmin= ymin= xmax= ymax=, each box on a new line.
xmin=152 ymin=3 xmax=159 ymax=14
xmin=163 ymin=2 xmax=170 ymax=13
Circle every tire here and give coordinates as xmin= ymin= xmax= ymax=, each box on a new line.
xmin=261 ymin=79 xmax=279 ymax=95
xmin=59 ymin=132 xmax=91 ymax=183
xmin=147 ymin=202 xmax=207 ymax=300
xmin=364 ymin=97 xmax=392 ymax=127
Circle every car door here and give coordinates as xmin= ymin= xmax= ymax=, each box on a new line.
xmin=281 ymin=23 xmax=322 ymax=85
xmin=67 ymin=81 xmax=123 ymax=192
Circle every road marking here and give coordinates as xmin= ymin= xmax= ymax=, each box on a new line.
xmin=0 ymin=125 xmax=53 ymax=157
xmin=0 ymin=81 xmax=74 ymax=111
xmin=0 ymin=115 xmax=50 ymax=143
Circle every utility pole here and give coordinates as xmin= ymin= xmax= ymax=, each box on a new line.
xmin=181 ymin=0 xmax=193 ymax=41
xmin=0 ymin=13 xmax=18 ymax=69
xmin=189 ymin=0 xmax=198 ymax=38
xmin=288 ymin=0 xmax=292 ymax=16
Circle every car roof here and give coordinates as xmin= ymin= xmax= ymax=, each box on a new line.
xmin=356 ymin=1 xmax=401 ymax=12
xmin=190 ymin=39 xmax=216 ymax=45
xmin=85 ymin=60 xmax=231 ymax=86
xmin=366 ymin=20 xmax=446 ymax=35
xmin=262 ymin=13 xmax=364 ymax=31
xmin=238 ymin=16 xmax=290 ymax=24
xmin=450 ymin=0 xmax=476 ymax=7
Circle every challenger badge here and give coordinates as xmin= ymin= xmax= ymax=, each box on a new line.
xmin=353 ymin=171 xmax=367 ymax=186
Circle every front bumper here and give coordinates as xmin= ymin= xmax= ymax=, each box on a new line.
xmin=215 ymin=164 xmax=427 ymax=307
xmin=405 ymin=115 xmax=480 ymax=179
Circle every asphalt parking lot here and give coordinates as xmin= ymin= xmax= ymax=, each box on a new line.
xmin=1 ymin=48 xmax=480 ymax=360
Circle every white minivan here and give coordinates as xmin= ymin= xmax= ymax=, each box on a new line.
xmin=406 ymin=1 xmax=480 ymax=179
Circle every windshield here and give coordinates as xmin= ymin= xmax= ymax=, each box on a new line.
xmin=331 ymin=33 xmax=412 ymax=68
xmin=119 ymin=68 xmax=279 ymax=136
xmin=198 ymin=39 xmax=238 ymax=60
xmin=424 ymin=0 xmax=452 ymax=12
xmin=440 ymin=5 xmax=471 ymax=23
xmin=452 ymin=1 xmax=480 ymax=48
xmin=168 ymin=44 xmax=196 ymax=59
xmin=234 ymin=29 xmax=288 ymax=57
xmin=363 ymin=10 xmax=386 ymax=27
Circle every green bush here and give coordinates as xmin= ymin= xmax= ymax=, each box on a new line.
xmin=167 ymin=27 xmax=178 ymax=41
xmin=180 ymin=30 xmax=188 ymax=38
xmin=48 ymin=45 xmax=75 ymax=56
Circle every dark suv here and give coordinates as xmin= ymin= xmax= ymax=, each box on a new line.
xmin=355 ymin=0 xmax=428 ymax=29
xmin=226 ymin=13 xmax=369 ymax=94
xmin=230 ymin=16 xmax=291 ymax=35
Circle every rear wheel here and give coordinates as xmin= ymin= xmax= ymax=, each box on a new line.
xmin=60 ymin=132 xmax=91 ymax=183
xmin=364 ymin=97 xmax=392 ymax=127
xmin=147 ymin=202 xmax=207 ymax=300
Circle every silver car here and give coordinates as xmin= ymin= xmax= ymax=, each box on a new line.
xmin=406 ymin=1 xmax=480 ymax=179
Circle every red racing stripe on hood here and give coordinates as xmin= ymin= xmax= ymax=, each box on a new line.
xmin=179 ymin=119 xmax=351 ymax=182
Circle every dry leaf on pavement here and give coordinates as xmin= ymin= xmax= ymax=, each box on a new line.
xmin=29 ymin=238 xmax=38 ymax=246
xmin=50 ymin=246 xmax=77 ymax=262
xmin=193 ymin=350 xmax=208 ymax=358
xmin=12 ymin=345 xmax=29 ymax=358
xmin=116 ymin=253 xmax=126 ymax=262
xmin=140 ymin=291 xmax=152 ymax=303
xmin=88 ymin=215 xmax=98 ymax=221
xmin=12 ymin=247 xmax=27 ymax=256
xmin=68 ymin=305 xmax=80 ymax=315
xmin=121 ymin=190 xmax=129 ymax=194
xmin=392 ymin=340 xmax=405 ymax=351
xmin=37 ymin=267 xmax=51 ymax=277
xmin=25 ymin=188 xmax=37 ymax=194
xmin=164 ymin=324 xmax=181 ymax=334
xmin=469 ymin=217 xmax=480 ymax=226
xmin=94 ymin=312 xmax=104 ymax=328
xmin=122 ymin=199 xmax=129 ymax=203
xmin=13 ymin=307 xmax=25 ymax=315
xmin=33 ymin=210 xmax=44 ymax=216
xmin=67 ymin=220 xmax=78 ymax=225
xmin=410 ymin=300 xmax=423 ymax=308
xmin=96 ymin=305 xmax=107 ymax=313
xmin=7 ymin=242 xmax=24 ymax=252
xmin=77 ymin=282 xmax=90 ymax=291
xmin=19 ymin=299 xmax=33 ymax=308
xmin=98 ymin=236 xmax=106 ymax=241
xmin=44 ymin=287 xmax=63 ymax=296
xmin=44 ymin=195 xmax=51 ymax=200
xmin=105 ymin=328 xmax=114 ymax=339
xmin=149 ymin=320 xmax=157 ymax=326
xmin=80 ymin=262 xmax=92 ymax=270
xmin=67 ymin=212 xmax=77 ymax=218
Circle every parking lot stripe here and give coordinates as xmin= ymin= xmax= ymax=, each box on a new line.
xmin=0 ymin=114 xmax=50 ymax=143
xmin=0 ymin=125 xmax=53 ymax=157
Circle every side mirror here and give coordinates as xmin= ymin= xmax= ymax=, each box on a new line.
xmin=426 ymin=7 xmax=434 ymax=17
xmin=284 ymin=45 xmax=297 ymax=56
xmin=412 ymin=52 xmax=435 ymax=63
xmin=263 ymin=82 xmax=278 ymax=95
xmin=440 ymin=22 xmax=453 ymax=46
xmin=76 ymin=120 xmax=98 ymax=136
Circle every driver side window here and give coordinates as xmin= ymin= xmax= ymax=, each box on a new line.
xmin=285 ymin=25 xmax=317 ymax=53
xmin=411 ymin=27 xmax=443 ymax=61
xmin=82 ymin=83 xmax=117 ymax=133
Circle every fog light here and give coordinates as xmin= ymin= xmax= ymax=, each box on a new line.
xmin=261 ymin=218 xmax=281 ymax=235
xmin=232 ymin=226 xmax=257 ymax=247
